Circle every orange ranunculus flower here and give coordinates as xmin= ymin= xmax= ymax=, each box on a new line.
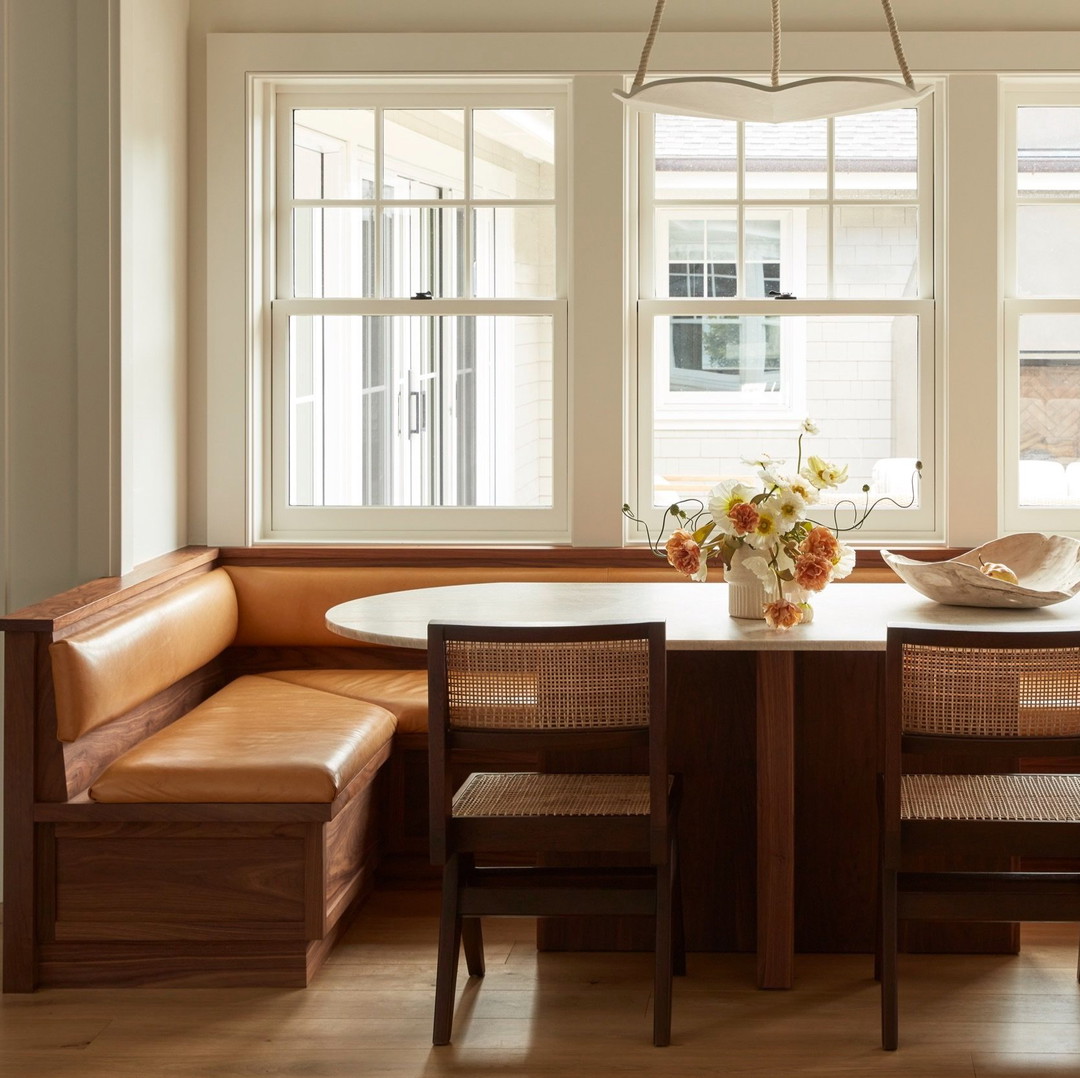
xmin=794 ymin=552 xmax=833 ymax=592
xmin=801 ymin=524 xmax=840 ymax=561
xmin=764 ymin=598 xmax=804 ymax=630
xmin=665 ymin=529 xmax=702 ymax=577
xmin=727 ymin=501 xmax=760 ymax=536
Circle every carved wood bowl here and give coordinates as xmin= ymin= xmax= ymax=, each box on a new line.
xmin=881 ymin=533 xmax=1080 ymax=608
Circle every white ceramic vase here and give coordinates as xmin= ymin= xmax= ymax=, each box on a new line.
xmin=727 ymin=574 xmax=769 ymax=619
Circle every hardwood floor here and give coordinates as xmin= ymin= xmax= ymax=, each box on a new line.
xmin=3 ymin=890 xmax=1080 ymax=1076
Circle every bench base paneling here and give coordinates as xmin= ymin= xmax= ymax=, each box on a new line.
xmin=31 ymin=780 xmax=380 ymax=988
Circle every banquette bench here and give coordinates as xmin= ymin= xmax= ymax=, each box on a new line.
xmin=2 ymin=545 xmax=908 ymax=992
xmin=2 ymin=546 xmax=713 ymax=991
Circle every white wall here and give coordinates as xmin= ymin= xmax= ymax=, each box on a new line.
xmin=0 ymin=0 xmax=187 ymax=896
xmin=1 ymin=0 xmax=187 ymax=605
xmin=121 ymin=0 xmax=189 ymax=570
xmin=3 ymin=0 xmax=84 ymax=611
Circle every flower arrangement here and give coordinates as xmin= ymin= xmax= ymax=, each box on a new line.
xmin=623 ymin=420 xmax=920 ymax=630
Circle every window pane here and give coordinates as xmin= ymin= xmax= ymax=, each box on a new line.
xmin=651 ymin=316 xmax=920 ymax=510
xmin=287 ymin=315 xmax=552 ymax=508
xmin=658 ymin=214 xmax=736 ymax=298
xmin=833 ymin=206 xmax=919 ymax=298
xmin=473 ymin=109 xmax=555 ymax=199
xmin=1018 ymin=107 xmax=1080 ymax=195
xmin=473 ymin=206 xmax=556 ymax=297
xmin=834 ymin=109 xmax=918 ymax=199
xmin=293 ymin=109 xmax=375 ymax=199
xmin=1016 ymin=205 xmax=1080 ymax=297
xmin=745 ymin=119 xmax=827 ymax=200
xmin=292 ymin=208 xmax=374 ymax=298
xmin=745 ymin=218 xmax=781 ymax=297
xmin=382 ymin=207 xmax=465 ymax=298
xmin=659 ymin=315 xmax=781 ymax=393
xmin=384 ymin=110 xmax=465 ymax=199
xmin=654 ymin=114 xmax=737 ymax=199
xmin=1017 ymin=313 xmax=1080 ymax=506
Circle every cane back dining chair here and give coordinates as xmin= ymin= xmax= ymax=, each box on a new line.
xmin=427 ymin=620 xmax=684 ymax=1047
xmin=880 ymin=625 xmax=1080 ymax=1050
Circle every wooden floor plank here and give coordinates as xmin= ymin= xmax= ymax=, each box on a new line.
xmin=2 ymin=890 xmax=1080 ymax=1075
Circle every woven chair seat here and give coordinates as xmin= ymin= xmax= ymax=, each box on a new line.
xmin=453 ymin=772 xmax=650 ymax=818
xmin=901 ymin=773 xmax=1080 ymax=822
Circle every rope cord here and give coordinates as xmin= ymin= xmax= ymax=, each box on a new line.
xmin=770 ymin=0 xmax=781 ymax=87
xmin=880 ymin=0 xmax=915 ymax=89
xmin=632 ymin=0 xmax=668 ymax=90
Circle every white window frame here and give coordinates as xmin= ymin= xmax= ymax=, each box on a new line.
xmin=1002 ymin=84 xmax=1080 ymax=533
xmin=631 ymin=94 xmax=940 ymax=541
xmin=262 ymin=79 xmax=570 ymax=542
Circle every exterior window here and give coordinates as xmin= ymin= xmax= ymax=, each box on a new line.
xmin=269 ymin=90 xmax=567 ymax=538
xmin=635 ymin=104 xmax=935 ymax=537
xmin=1004 ymin=95 xmax=1080 ymax=526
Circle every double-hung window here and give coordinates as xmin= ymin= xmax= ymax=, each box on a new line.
xmin=633 ymin=101 xmax=937 ymax=539
xmin=1003 ymin=87 xmax=1080 ymax=528
xmin=268 ymin=85 xmax=568 ymax=540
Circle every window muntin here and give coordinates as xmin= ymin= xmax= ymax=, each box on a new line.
xmin=637 ymin=100 xmax=934 ymax=536
xmin=270 ymin=89 xmax=566 ymax=537
xmin=1005 ymin=96 xmax=1080 ymax=523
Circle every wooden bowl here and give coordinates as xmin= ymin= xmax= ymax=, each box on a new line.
xmin=881 ymin=533 xmax=1080 ymax=608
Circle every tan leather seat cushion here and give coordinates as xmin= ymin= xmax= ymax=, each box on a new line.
xmin=90 ymin=676 xmax=395 ymax=804
xmin=257 ymin=669 xmax=428 ymax=734
xmin=50 ymin=569 xmax=239 ymax=742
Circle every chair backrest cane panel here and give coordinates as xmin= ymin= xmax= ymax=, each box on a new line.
xmin=427 ymin=622 xmax=668 ymax=865
xmin=901 ymin=639 xmax=1080 ymax=740
xmin=444 ymin=636 xmax=653 ymax=732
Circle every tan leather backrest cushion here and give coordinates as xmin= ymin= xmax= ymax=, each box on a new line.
xmin=50 ymin=569 xmax=239 ymax=742
xmin=224 ymin=565 xmax=633 ymax=648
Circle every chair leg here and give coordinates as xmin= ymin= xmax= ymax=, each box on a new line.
xmin=880 ymin=865 xmax=898 ymax=1051
xmin=433 ymin=854 xmax=464 ymax=1046
xmin=672 ymin=837 xmax=687 ymax=978
xmin=462 ymin=917 xmax=486 ymax=977
xmin=873 ymin=774 xmax=884 ymax=983
xmin=653 ymin=858 xmax=674 ymax=1047
xmin=873 ymin=871 xmax=883 ymax=983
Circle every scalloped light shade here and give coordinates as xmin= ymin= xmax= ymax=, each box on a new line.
xmin=614 ymin=76 xmax=930 ymax=124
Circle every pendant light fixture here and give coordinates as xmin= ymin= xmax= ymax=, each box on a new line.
xmin=615 ymin=0 xmax=929 ymax=124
